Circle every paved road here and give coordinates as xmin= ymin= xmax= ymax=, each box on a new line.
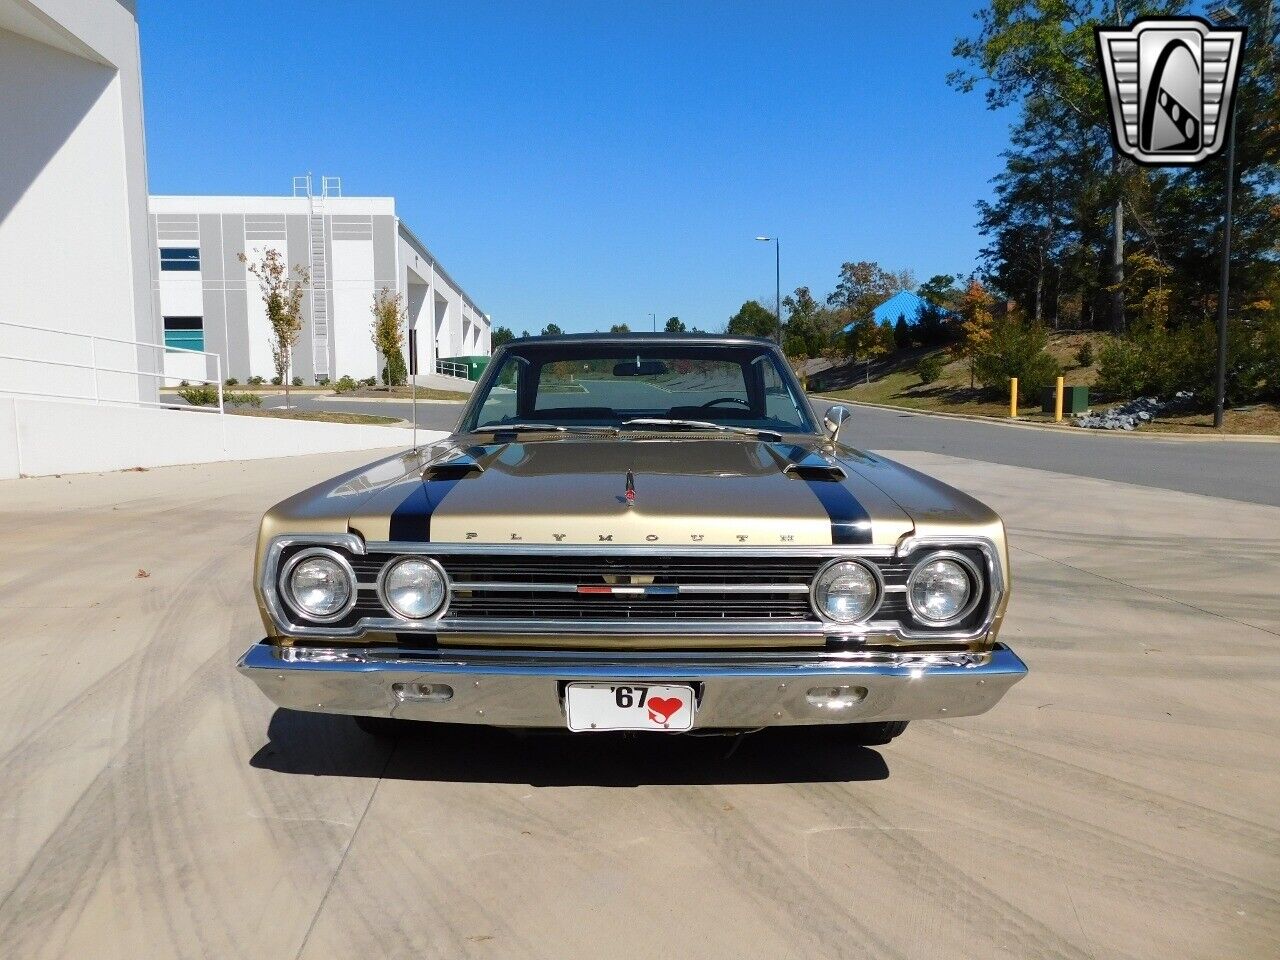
xmin=264 ymin=391 xmax=1280 ymax=507
xmin=809 ymin=399 xmax=1280 ymax=507
xmin=2 ymin=450 xmax=1276 ymax=959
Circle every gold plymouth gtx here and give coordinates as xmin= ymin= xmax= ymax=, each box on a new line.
xmin=238 ymin=334 xmax=1026 ymax=744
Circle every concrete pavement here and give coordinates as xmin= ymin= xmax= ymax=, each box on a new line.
xmin=0 ymin=448 xmax=1276 ymax=959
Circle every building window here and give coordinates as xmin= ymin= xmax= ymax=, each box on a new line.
xmin=159 ymin=247 xmax=200 ymax=271
xmin=163 ymin=316 xmax=204 ymax=352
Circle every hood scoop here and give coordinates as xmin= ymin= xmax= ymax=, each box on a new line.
xmin=766 ymin=444 xmax=847 ymax=482
xmin=423 ymin=449 xmax=486 ymax=482
xmin=785 ymin=461 xmax=847 ymax=482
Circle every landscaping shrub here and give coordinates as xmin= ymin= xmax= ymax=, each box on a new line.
xmin=381 ymin=351 xmax=407 ymax=387
xmin=225 ymin=392 xmax=263 ymax=407
xmin=361 ymin=376 xmax=377 ymax=387
xmin=247 ymin=375 xmax=265 ymax=386
xmin=315 ymin=376 xmax=330 ymax=386
xmin=1075 ymin=340 xmax=1094 ymax=368
xmin=291 ymin=376 xmax=303 ymax=387
xmin=178 ymin=385 xmax=219 ymax=406
xmin=1094 ymin=336 xmax=1146 ymax=398
xmin=270 ymin=376 xmax=282 ymax=386
xmin=225 ymin=377 xmax=238 ymax=387
xmin=178 ymin=380 xmax=190 ymax=387
xmin=917 ymin=353 xmax=945 ymax=385
xmin=335 ymin=375 xmax=358 ymax=393
xmin=1094 ymin=318 xmax=1267 ymax=405
xmin=972 ymin=313 xmax=1061 ymax=401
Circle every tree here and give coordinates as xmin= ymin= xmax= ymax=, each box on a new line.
xmin=952 ymin=280 xmax=996 ymax=389
xmin=370 ymin=287 xmax=407 ymax=386
xmin=918 ymin=274 xmax=961 ymax=310
xmin=972 ymin=309 xmax=1062 ymax=402
xmin=893 ymin=315 xmax=912 ymax=350
xmin=781 ymin=286 xmax=829 ymax=357
xmin=951 ymin=1 xmax=1130 ymax=333
xmin=491 ymin=325 xmax=515 ymax=348
xmin=609 ymin=322 xmax=631 ymax=334
xmin=827 ymin=261 xmax=913 ymax=316
xmin=239 ymin=248 xmax=308 ymax=407
xmin=541 ymin=323 xmax=563 ymax=336
xmin=664 ymin=316 xmax=686 ymax=333
xmin=826 ymin=261 xmax=913 ymax=360
xmin=726 ymin=300 xmax=776 ymax=338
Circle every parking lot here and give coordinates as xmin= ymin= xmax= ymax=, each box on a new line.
xmin=1 ymin=441 xmax=1277 ymax=959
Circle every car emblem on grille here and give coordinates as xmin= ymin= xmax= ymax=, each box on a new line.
xmin=625 ymin=468 xmax=636 ymax=507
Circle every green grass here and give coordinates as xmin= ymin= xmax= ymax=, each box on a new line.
xmin=819 ymin=332 xmax=1108 ymax=421
xmin=343 ymin=386 xmax=471 ymax=401
xmin=228 ymin=408 xmax=401 ymax=426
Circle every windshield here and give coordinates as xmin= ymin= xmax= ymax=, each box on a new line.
xmin=461 ymin=341 xmax=816 ymax=435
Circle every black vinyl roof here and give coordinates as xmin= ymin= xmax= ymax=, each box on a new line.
xmin=504 ymin=332 xmax=779 ymax=347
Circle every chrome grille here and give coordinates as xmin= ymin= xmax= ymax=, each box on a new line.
xmin=347 ymin=552 xmax=917 ymax=623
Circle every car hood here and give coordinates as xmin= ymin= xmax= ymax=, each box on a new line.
xmin=337 ymin=436 xmax=925 ymax=547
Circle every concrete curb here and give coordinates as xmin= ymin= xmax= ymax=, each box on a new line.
xmin=812 ymin=396 xmax=1280 ymax=444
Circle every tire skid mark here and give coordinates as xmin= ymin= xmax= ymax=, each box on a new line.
xmin=0 ymin=536 xmax=365 ymax=958
xmin=799 ymin=781 xmax=1099 ymax=960
xmin=890 ymin=739 xmax=1280 ymax=941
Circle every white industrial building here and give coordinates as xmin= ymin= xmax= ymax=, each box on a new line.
xmin=0 ymin=0 xmax=158 ymax=405
xmin=152 ymin=180 xmax=490 ymax=386
xmin=0 ymin=0 xmax=463 ymax=478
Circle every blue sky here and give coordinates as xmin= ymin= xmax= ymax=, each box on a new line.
xmin=139 ymin=1 xmax=1013 ymax=334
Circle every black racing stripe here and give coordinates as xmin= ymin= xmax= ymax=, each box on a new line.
xmin=388 ymin=478 xmax=461 ymax=542
xmin=778 ymin=444 xmax=872 ymax=545
xmin=804 ymin=476 xmax=873 ymax=544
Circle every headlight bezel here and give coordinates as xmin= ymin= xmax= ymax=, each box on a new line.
xmin=809 ymin=557 xmax=884 ymax=625
xmin=278 ymin=547 xmax=358 ymax=624
xmin=905 ymin=550 xmax=983 ymax=627
xmin=377 ymin=556 xmax=451 ymax=621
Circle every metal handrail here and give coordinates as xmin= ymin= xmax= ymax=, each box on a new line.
xmin=435 ymin=358 xmax=469 ymax=379
xmin=0 ymin=320 xmax=224 ymax=414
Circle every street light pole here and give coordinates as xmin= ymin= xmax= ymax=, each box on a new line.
xmin=1214 ymin=112 xmax=1236 ymax=429
xmin=1210 ymin=4 xmax=1240 ymax=429
xmin=755 ymin=236 xmax=781 ymax=343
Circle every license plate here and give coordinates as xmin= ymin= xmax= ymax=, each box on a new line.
xmin=565 ymin=683 xmax=695 ymax=732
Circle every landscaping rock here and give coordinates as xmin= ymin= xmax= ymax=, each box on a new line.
xmin=1074 ymin=394 xmax=1189 ymax=431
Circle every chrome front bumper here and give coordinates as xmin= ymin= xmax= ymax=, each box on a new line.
xmin=238 ymin=642 xmax=1027 ymax=729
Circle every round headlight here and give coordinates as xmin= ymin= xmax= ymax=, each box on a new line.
xmin=285 ymin=551 xmax=354 ymax=621
xmin=812 ymin=560 xmax=881 ymax=623
xmin=381 ymin=558 xmax=448 ymax=620
xmin=907 ymin=554 xmax=978 ymax=625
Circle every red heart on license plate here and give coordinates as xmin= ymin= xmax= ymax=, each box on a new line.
xmin=647 ymin=697 xmax=683 ymax=724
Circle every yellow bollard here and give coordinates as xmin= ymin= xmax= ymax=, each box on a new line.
xmin=1009 ymin=377 xmax=1018 ymax=418
xmin=1055 ymin=376 xmax=1064 ymax=422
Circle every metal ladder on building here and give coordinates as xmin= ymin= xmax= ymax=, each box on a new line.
xmin=296 ymin=175 xmax=342 ymax=378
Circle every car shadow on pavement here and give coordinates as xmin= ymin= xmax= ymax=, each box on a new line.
xmin=250 ymin=708 xmax=891 ymax=787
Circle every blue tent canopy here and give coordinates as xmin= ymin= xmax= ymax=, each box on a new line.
xmin=842 ymin=290 xmax=943 ymax=333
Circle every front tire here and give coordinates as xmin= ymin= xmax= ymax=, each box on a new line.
xmin=353 ymin=715 xmax=417 ymax=739
xmin=844 ymin=721 xmax=908 ymax=746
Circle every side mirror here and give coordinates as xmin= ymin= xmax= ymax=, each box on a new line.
xmin=823 ymin=404 xmax=852 ymax=441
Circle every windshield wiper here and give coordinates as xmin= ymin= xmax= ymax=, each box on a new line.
xmin=472 ymin=423 xmax=612 ymax=435
xmin=619 ymin=418 xmax=782 ymax=441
